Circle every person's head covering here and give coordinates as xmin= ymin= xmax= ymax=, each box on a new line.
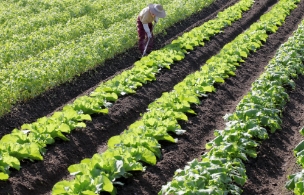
xmin=148 ymin=4 xmax=166 ymax=18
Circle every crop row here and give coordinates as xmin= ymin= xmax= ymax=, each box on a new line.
xmin=50 ymin=0 xmax=299 ymax=194
xmin=0 ymin=0 xmax=97 ymax=34
xmin=285 ymin=102 xmax=304 ymax=195
xmin=286 ymin=130 xmax=304 ymax=193
xmin=0 ymin=0 xmax=253 ymax=181
xmin=0 ymin=0 xmax=82 ymax=24
xmin=0 ymin=0 xmax=215 ymax=116
xmin=161 ymin=8 xmax=304 ymax=195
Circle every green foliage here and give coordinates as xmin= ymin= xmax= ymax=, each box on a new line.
xmin=159 ymin=157 xmax=246 ymax=195
xmin=286 ymin=170 xmax=304 ymax=195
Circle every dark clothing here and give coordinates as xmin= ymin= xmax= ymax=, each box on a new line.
xmin=137 ymin=16 xmax=153 ymax=55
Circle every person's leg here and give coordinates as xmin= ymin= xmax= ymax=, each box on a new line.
xmin=147 ymin=23 xmax=154 ymax=53
xmin=137 ymin=17 xmax=146 ymax=54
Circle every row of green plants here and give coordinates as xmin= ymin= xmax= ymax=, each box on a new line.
xmin=50 ymin=0 xmax=300 ymax=194
xmin=160 ymin=10 xmax=304 ymax=195
xmin=286 ymin=131 xmax=304 ymax=193
xmin=0 ymin=0 xmax=72 ymax=25
xmin=0 ymin=0 xmax=215 ymax=117
xmin=0 ymin=0 xmax=253 ymax=182
xmin=0 ymin=0 xmax=83 ymax=16
xmin=0 ymin=0 xmax=93 ymax=33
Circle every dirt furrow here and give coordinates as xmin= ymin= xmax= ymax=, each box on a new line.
xmin=0 ymin=0 xmax=304 ymax=194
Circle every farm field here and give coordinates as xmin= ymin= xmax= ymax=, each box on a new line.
xmin=0 ymin=0 xmax=304 ymax=194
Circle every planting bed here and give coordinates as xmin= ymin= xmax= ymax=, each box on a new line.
xmin=0 ymin=0 xmax=304 ymax=194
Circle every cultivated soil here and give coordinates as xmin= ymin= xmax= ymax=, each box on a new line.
xmin=0 ymin=0 xmax=304 ymax=194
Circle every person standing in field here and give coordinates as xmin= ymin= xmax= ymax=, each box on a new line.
xmin=137 ymin=4 xmax=166 ymax=56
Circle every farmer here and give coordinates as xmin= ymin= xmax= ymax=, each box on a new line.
xmin=137 ymin=4 xmax=166 ymax=56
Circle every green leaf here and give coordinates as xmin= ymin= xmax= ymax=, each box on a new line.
xmin=201 ymin=85 xmax=215 ymax=92
xmin=101 ymin=178 xmax=115 ymax=194
xmin=286 ymin=174 xmax=296 ymax=190
xmin=300 ymin=126 xmax=304 ymax=136
xmin=232 ymin=174 xmax=246 ymax=186
xmin=107 ymin=134 xmax=161 ymax=158
xmin=68 ymin=163 xmax=89 ymax=176
xmin=0 ymin=172 xmax=9 ymax=180
xmin=244 ymin=109 xmax=259 ymax=118
xmin=6 ymin=142 xmax=43 ymax=161
xmin=1 ymin=153 xmax=20 ymax=171
xmin=294 ymin=140 xmax=304 ymax=155
xmin=82 ymin=191 xmax=97 ymax=195
xmin=214 ymin=77 xmax=225 ymax=83
xmin=239 ymin=51 xmax=247 ymax=58
xmin=52 ymin=180 xmax=74 ymax=195
xmin=104 ymin=146 xmax=157 ymax=165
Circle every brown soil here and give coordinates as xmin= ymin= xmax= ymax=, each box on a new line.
xmin=0 ymin=0 xmax=304 ymax=194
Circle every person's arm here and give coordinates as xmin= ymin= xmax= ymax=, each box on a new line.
xmin=143 ymin=23 xmax=152 ymax=38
